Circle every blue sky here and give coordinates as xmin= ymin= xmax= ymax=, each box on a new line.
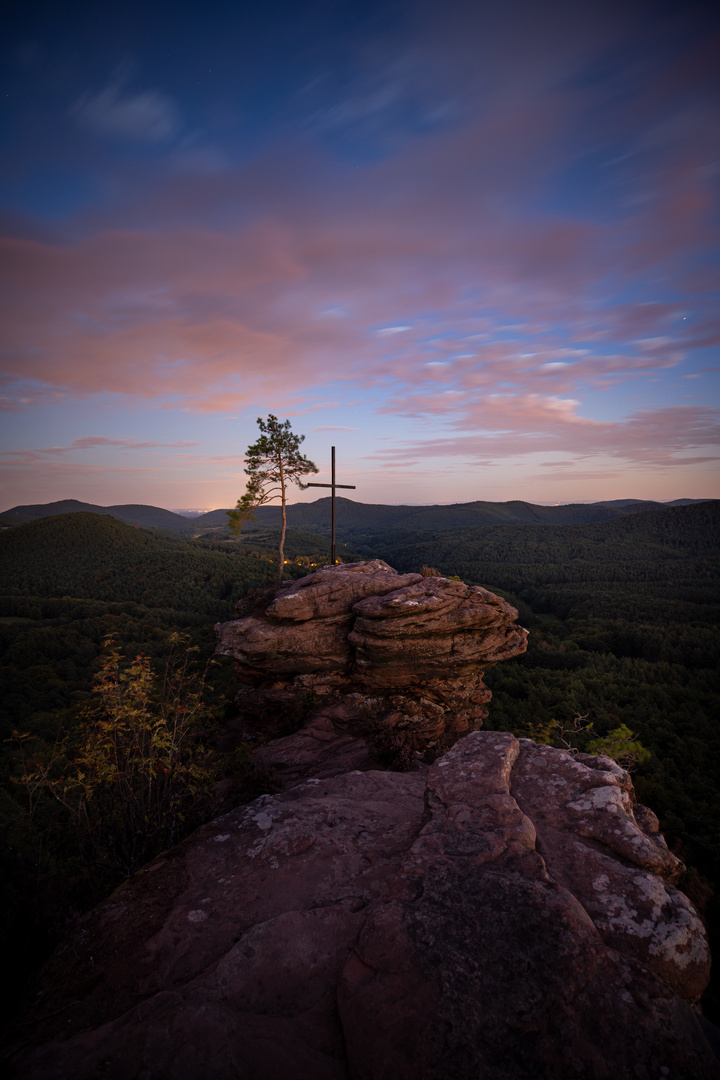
xmin=1 ymin=0 xmax=719 ymax=510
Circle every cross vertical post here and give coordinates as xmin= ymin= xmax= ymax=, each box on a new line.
xmin=305 ymin=446 xmax=356 ymax=565
xmin=331 ymin=446 xmax=336 ymax=566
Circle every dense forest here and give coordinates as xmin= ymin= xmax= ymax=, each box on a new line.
xmin=0 ymin=503 xmax=718 ymax=1021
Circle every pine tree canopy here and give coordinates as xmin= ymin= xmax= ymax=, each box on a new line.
xmin=228 ymin=415 xmax=318 ymax=583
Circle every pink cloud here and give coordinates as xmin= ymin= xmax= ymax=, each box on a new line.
xmin=1 ymin=1 xmax=717 ymax=501
xmin=0 ymin=193 xmax=713 ymax=424
xmin=368 ymin=401 xmax=720 ymax=470
xmin=0 ymin=438 xmax=202 ymax=467
xmin=66 ymin=437 xmax=200 ymax=451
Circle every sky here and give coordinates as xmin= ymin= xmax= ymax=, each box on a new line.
xmin=1 ymin=0 xmax=719 ymax=511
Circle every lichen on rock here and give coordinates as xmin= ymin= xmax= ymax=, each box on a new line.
xmin=5 ymin=729 xmax=717 ymax=1079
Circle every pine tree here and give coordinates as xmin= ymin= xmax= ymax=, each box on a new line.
xmin=229 ymin=415 xmax=318 ymax=583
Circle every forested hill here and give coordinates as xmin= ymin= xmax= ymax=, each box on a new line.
xmin=580 ymin=499 xmax=720 ymax=551
xmin=0 ymin=499 xmax=195 ymax=533
xmin=360 ymin=500 xmax=720 ymax=578
xmin=246 ymin=497 xmax=636 ymax=530
xmin=1 ymin=496 xmax=713 ymax=535
xmin=0 ymin=511 xmax=276 ymax=615
xmin=154 ymin=496 xmax=717 ymax=532
xmin=0 ymin=510 xmax=155 ymax=556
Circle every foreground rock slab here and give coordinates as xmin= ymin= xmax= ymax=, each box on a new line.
xmin=5 ymin=731 xmax=716 ymax=1080
xmin=215 ymin=561 xmax=528 ymax=745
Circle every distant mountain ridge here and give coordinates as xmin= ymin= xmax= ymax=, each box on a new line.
xmin=0 ymin=496 xmax=714 ymax=534
xmin=0 ymin=499 xmax=196 ymax=533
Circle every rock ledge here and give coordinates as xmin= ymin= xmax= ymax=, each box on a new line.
xmin=215 ymin=561 xmax=528 ymax=745
xmin=5 ymin=728 xmax=716 ymax=1080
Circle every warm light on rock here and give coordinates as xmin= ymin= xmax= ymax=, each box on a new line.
xmin=214 ymin=560 xmax=528 ymax=746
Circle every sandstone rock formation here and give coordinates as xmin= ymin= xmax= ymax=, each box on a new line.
xmin=5 ymin=726 xmax=716 ymax=1080
xmin=215 ymin=561 xmax=528 ymax=744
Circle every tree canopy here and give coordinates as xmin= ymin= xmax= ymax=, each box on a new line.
xmin=228 ymin=415 xmax=318 ymax=583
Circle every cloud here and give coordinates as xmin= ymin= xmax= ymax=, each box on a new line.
xmin=0 ymin=437 xmax=201 ymax=464
xmin=0 ymin=176 xmax=714 ymax=423
xmin=2 ymin=0 xmax=718 ymax=498
xmin=71 ymin=83 xmax=181 ymax=142
xmin=531 ymin=468 xmax=624 ymax=484
xmin=368 ymin=401 xmax=720 ymax=469
xmin=67 ymin=437 xmax=199 ymax=451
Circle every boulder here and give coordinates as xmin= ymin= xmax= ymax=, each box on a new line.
xmin=215 ymin=561 xmax=528 ymax=745
xmin=5 ymin=728 xmax=716 ymax=1080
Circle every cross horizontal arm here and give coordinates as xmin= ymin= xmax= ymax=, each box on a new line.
xmin=305 ymin=483 xmax=356 ymax=489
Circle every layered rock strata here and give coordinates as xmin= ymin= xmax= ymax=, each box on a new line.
xmin=215 ymin=560 xmax=528 ymax=744
xmin=5 ymin=729 xmax=716 ymax=1079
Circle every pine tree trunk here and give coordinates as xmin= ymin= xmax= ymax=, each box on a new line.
xmin=277 ymin=458 xmax=286 ymax=585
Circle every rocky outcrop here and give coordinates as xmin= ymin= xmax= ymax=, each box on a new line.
xmin=5 ymin=726 xmax=716 ymax=1080
xmin=215 ymin=561 xmax=528 ymax=745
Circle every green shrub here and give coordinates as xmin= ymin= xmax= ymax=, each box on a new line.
xmin=586 ymin=723 xmax=651 ymax=770
xmin=9 ymin=633 xmax=220 ymax=877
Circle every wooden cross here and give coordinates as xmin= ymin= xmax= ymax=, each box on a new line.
xmin=305 ymin=446 xmax=356 ymax=565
